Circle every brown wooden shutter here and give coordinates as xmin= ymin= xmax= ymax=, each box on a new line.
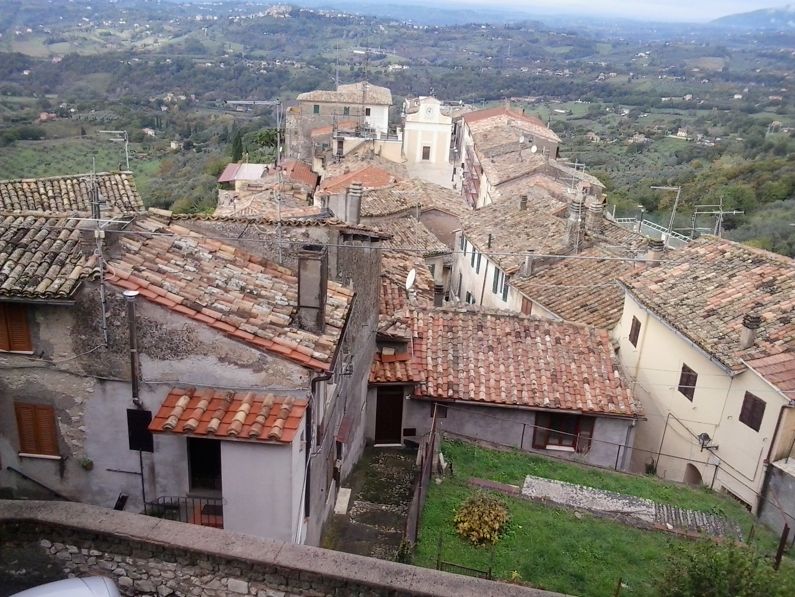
xmin=533 ymin=412 xmax=551 ymax=449
xmin=6 ymin=303 xmax=32 ymax=352
xmin=15 ymin=404 xmax=38 ymax=454
xmin=576 ymin=417 xmax=595 ymax=454
xmin=35 ymin=405 xmax=59 ymax=456
xmin=0 ymin=304 xmax=9 ymax=351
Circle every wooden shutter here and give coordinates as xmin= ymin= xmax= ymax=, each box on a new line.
xmin=14 ymin=403 xmax=58 ymax=456
xmin=0 ymin=305 xmax=9 ymax=351
xmin=576 ymin=417 xmax=595 ymax=454
xmin=1 ymin=304 xmax=32 ymax=352
xmin=739 ymin=392 xmax=766 ymax=432
xmin=15 ymin=404 xmax=39 ymax=454
xmin=533 ymin=412 xmax=551 ymax=449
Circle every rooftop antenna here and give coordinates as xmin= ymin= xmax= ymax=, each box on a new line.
xmin=99 ymin=130 xmax=129 ymax=170
xmin=650 ymin=185 xmax=682 ymax=247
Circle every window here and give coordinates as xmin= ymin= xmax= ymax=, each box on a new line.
xmin=15 ymin=403 xmax=59 ymax=456
xmin=459 ymin=233 xmax=466 ymax=251
xmin=501 ymin=275 xmax=509 ymax=302
xmin=422 ymin=145 xmax=431 ymax=160
xmin=470 ymin=247 xmax=477 ymax=268
xmin=678 ymin=364 xmax=698 ymax=401
xmin=188 ymin=438 xmax=222 ymax=492
xmin=475 ymin=253 xmax=482 ymax=274
xmin=457 ymin=273 xmax=462 ymax=299
xmin=0 ymin=303 xmax=32 ymax=352
xmin=312 ymin=104 xmax=320 ymax=114
xmin=492 ymin=268 xmax=501 ymax=294
xmin=739 ymin=392 xmax=766 ymax=432
xmin=428 ymin=263 xmax=436 ymax=277
xmin=365 ymin=107 xmax=371 ymax=116
xmin=465 ymin=291 xmax=476 ymax=305
xmin=430 ymin=403 xmax=448 ymax=418
xmin=343 ymin=106 xmax=350 ymax=116
xmin=533 ymin=413 xmax=594 ymax=454
xmin=629 ymin=316 xmax=641 ymax=347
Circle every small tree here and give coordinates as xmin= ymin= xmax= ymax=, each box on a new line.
xmin=231 ymin=131 xmax=243 ymax=162
xmin=658 ymin=540 xmax=791 ymax=597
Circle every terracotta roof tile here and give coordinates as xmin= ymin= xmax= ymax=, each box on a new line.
xmin=149 ymin=387 xmax=307 ymax=443
xmin=106 ymin=216 xmax=353 ymax=370
xmin=0 ymin=213 xmax=97 ymax=298
xmin=297 ymin=81 xmax=392 ymax=105
xmin=622 ymin=237 xmax=795 ymax=371
xmin=463 ymin=107 xmax=560 ymax=143
xmin=279 ymin=159 xmax=319 ymax=190
xmin=745 ymin=353 xmax=795 ymax=400
xmin=513 ymin=247 xmax=632 ymax=329
xmin=405 ymin=307 xmax=639 ymax=416
xmin=373 ymin=217 xmax=451 ymax=257
xmin=319 ymin=165 xmax=397 ymax=195
xmin=0 ymin=172 xmax=143 ymax=214
xmin=361 ymin=179 xmax=470 ymax=218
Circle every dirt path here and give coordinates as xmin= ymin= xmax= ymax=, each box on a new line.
xmin=321 ymin=447 xmax=417 ymax=560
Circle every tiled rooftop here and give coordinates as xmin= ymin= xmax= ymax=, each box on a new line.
xmin=512 ymin=247 xmax=632 ymax=329
xmin=372 ymin=217 xmax=451 ymax=257
xmin=0 ymin=213 xmax=97 ymax=299
xmin=149 ymin=387 xmax=307 ymax=443
xmin=310 ymin=120 xmax=359 ymax=138
xmin=492 ymin=175 xmax=569 ymax=215
xmin=297 ymin=81 xmax=392 ymax=105
xmin=746 ymin=353 xmax=795 ymax=400
xmin=361 ymin=179 xmax=470 ymax=218
xmin=0 ymin=172 xmax=143 ymax=214
xmin=621 ymin=237 xmax=795 ymax=371
xmin=462 ymin=195 xmax=569 ymax=275
xmin=318 ymin=165 xmax=397 ymax=195
xmin=478 ymin=150 xmax=548 ymax=186
xmin=463 ymin=107 xmax=560 ymax=143
xmin=105 ymin=216 xmax=354 ymax=371
xmin=214 ymin=184 xmax=322 ymax=219
xmin=409 ymin=307 xmax=638 ymax=416
xmin=376 ymin=253 xmax=435 ymax=340
xmin=217 ymin=163 xmax=267 ymax=184
xmin=279 ymin=159 xmax=319 ymax=190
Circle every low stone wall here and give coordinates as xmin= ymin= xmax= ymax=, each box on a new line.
xmin=0 ymin=500 xmax=566 ymax=597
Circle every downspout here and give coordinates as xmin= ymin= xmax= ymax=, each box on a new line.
xmin=758 ymin=404 xmax=792 ymax=517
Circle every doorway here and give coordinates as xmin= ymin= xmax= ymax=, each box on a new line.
xmin=188 ymin=438 xmax=222 ymax=493
xmin=684 ymin=463 xmax=703 ymax=486
xmin=375 ymin=387 xmax=404 ymax=445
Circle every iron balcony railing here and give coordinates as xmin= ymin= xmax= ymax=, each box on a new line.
xmin=144 ymin=496 xmax=224 ymax=529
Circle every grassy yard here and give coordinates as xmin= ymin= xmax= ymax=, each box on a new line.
xmin=412 ymin=440 xmax=795 ymax=596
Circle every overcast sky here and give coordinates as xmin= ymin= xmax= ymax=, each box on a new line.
xmin=429 ymin=1 xmax=779 ymax=22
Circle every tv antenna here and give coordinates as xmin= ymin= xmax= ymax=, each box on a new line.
xmin=99 ymin=130 xmax=129 ymax=170
xmin=650 ymin=185 xmax=682 ymax=247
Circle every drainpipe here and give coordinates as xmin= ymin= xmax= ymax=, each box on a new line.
xmin=123 ymin=290 xmax=142 ymax=408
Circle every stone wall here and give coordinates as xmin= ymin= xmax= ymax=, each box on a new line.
xmin=0 ymin=500 xmax=565 ymax=597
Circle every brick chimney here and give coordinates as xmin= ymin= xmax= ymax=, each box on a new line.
xmin=345 ymin=182 xmax=363 ymax=225
xmin=522 ymin=250 xmax=535 ymax=276
xmin=297 ymin=244 xmax=328 ymax=333
xmin=565 ymin=192 xmax=585 ymax=250
xmin=645 ymin=239 xmax=665 ymax=266
xmin=519 ymin=194 xmax=528 ymax=211
xmin=584 ymin=195 xmax=605 ymax=235
xmin=739 ymin=313 xmax=762 ymax=350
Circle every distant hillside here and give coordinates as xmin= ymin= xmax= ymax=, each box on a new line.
xmin=712 ymin=4 xmax=795 ymax=29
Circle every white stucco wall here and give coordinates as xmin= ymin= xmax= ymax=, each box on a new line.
xmin=451 ymin=231 xmax=522 ymax=311
xmin=221 ymin=439 xmax=301 ymax=542
xmin=614 ymin=291 xmax=791 ymax=510
xmin=403 ymin=99 xmax=452 ymax=166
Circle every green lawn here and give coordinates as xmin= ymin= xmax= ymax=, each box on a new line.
xmin=412 ymin=441 xmax=795 ymax=595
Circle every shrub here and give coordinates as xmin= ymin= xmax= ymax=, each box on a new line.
xmin=454 ymin=493 xmax=510 ymax=545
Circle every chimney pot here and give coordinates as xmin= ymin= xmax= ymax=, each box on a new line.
xmin=345 ymin=182 xmax=363 ymax=225
xmin=519 ymin=195 xmax=528 ymax=211
xmin=645 ymin=239 xmax=665 ymax=266
xmin=739 ymin=313 xmax=762 ymax=350
xmin=523 ymin=251 xmax=535 ymax=277
xmin=297 ymin=244 xmax=328 ymax=333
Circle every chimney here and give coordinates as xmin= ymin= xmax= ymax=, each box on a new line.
xmin=739 ymin=313 xmax=762 ymax=350
xmin=433 ymin=285 xmax=444 ymax=307
xmin=584 ymin=195 xmax=605 ymax=235
xmin=565 ymin=192 xmax=585 ymax=251
xmin=297 ymin=244 xmax=328 ymax=333
xmin=487 ymin=233 xmax=493 ymax=249
xmin=523 ymin=250 xmax=535 ymax=276
xmin=645 ymin=239 xmax=665 ymax=266
xmin=345 ymin=182 xmax=363 ymax=225
xmin=519 ymin=194 xmax=528 ymax=211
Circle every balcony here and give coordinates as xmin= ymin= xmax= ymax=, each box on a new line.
xmin=144 ymin=496 xmax=224 ymax=529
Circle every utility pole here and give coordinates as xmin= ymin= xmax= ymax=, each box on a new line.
xmin=99 ymin=130 xmax=130 ymax=170
xmin=225 ymin=99 xmax=283 ymax=165
xmin=651 ymin=185 xmax=681 ymax=247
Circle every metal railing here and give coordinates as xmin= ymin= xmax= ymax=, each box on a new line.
xmin=144 ymin=496 xmax=224 ymax=529
xmin=613 ymin=217 xmax=691 ymax=248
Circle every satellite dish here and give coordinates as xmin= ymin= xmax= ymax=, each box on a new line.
xmin=405 ymin=268 xmax=417 ymax=291
xmin=530 ymin=145 xmax=538 ymax=154
xmin=519 ymin=135 xmax=525 ymax=144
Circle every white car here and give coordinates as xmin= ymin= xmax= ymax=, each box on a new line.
xmin=10 ymin=577 xmax=121 ymax=597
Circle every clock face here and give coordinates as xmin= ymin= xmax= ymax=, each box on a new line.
xmin=425 ymin=106 xmax=433 ymax=116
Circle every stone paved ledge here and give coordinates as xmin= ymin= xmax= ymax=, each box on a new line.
xmin=0 ymin=500 xmax=569 ymax=597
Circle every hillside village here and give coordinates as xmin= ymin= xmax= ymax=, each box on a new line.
xmin=1 ymin=79 xmax=795 ymax=595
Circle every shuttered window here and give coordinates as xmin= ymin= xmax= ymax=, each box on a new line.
xmin=739 ymin=392 xmax=766 ymax=432
xmin=533 ymin=413 xmax=594 ymax=452
xmin=678 ymin=364 xmax=698 ymax=401
xmin=629 ymin=316 xmax=641 ymax=347
xmin=0 ymin=303 xmax=32 ymax=352
xmin=15 ymin=403 xmax=59 ymax=456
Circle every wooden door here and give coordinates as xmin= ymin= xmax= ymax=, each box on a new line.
xmin=375 ymin=387 xmax=404 ymax=444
